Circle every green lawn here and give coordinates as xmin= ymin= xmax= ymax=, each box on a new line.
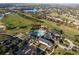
xmin=1 ymin=13 xmax=41 ymax=34
xmin=1 ymin=13 xmax=79 ymax=38
xmin=2 ymin=13 xmax=33 ymax=27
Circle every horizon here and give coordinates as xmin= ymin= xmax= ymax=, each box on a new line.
xmin=0 ymin=0 xmax=79 ymax=3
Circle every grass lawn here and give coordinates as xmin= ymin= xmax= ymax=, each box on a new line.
xmin=1 ymin=13 xmax=79 ymax=38
xmin=1 ymin=13 xmax=41 ymax=34
xmin=2 ymin=13 xmax=33 ymax=27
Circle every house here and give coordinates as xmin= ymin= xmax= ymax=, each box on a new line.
xmin=36 ymin=29 xmax=61 ymax=48
xmin=37 ymin=38 xmax=53 ymax=48
xmin=51 ymin=31 xmax=61 ymax=39
xmin=0 ymin=24 xmax=6 ymax=32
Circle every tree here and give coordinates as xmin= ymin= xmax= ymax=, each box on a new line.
xmin=0 ymin=45 xmax=8 ymax=54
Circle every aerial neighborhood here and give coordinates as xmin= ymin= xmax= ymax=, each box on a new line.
xmin=0 ymin=4 xmax=79 ymax=55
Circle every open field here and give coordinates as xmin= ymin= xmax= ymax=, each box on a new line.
xmin=1 ymin=13 xmax=42 ymax=34
xmin=1 ymin=12 xmax=79 ymax=38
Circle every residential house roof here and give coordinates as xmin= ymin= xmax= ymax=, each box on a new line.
xmin=38 ymin=38 xmax=53 ymax=48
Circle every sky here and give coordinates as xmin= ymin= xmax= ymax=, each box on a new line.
xmin=0 ymin=0 xmax=79 ymax=3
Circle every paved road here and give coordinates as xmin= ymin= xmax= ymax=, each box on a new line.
xmin=65 ymin=38 xmax=75 ymax=49
xmin=55 ymin=41 xmax=68 ymax=50
xmin=55 ymin=38 xmax=75 ymax=50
